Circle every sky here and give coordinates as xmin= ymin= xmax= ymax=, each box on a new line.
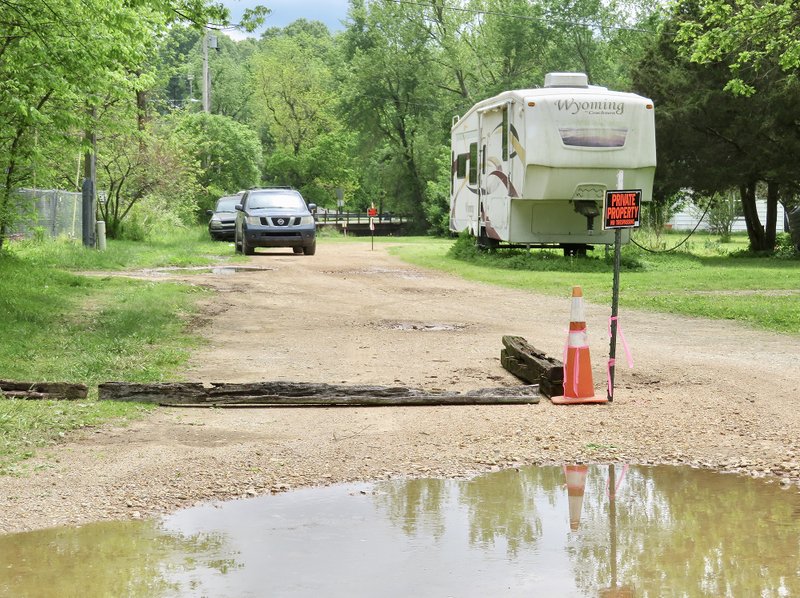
xmin=223 ymin=0 xmax=350 ymax=38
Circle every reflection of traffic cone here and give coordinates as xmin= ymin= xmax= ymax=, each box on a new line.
xmin=551 ymin=286 xmax=608 ymax=405
xmin=565 ymin=464 xmax=589 ymax=531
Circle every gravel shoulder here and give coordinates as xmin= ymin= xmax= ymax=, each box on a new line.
xmin=2 ymin=241 xmax=799 ymax=533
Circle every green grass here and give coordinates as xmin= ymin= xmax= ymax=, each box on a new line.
xmin=11 ymin=226 xmax=243 ymax=271
xmin=386 ymin=231 xmax=800 ymax=335
xmin=0 ymin=226 xmax=237 ymax=473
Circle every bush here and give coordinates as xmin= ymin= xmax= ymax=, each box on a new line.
xmin=447 ymin=232 xmax=645 ymax=272
xmin=774 ymin=232 xmax=800 ymax=259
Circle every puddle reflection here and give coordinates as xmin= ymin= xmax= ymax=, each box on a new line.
xmin=1 ymin=465 xmax=798 ymax=597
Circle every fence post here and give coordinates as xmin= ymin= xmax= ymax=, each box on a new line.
xmin=51 ymin=191 xmax=58 ymax=237
xmin=96 ymin=221 xmax=106 ymax=250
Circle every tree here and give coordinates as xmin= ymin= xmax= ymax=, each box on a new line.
xmin=170 ymin=111 xmax=262 ymax=211
xmin=96 ymin=107 xmax=201 ymax=238
xmin=0 ymin=0 xmax=270 ymax=249
xmin=249 ymin=21 xmax=358 ymax=206
xmin=251 ymin=30 xmax=337 ymax=157
xmin=631 ymin=17 xmax=800 ymax=251
xmin=340 ymin=0 xmax=450 ymax=228
xmin=673 ymin=0 xmax=800 ymax=96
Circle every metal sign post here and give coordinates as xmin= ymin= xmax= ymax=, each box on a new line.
xmin=335 ymin=188 xmax=344 ymax=215
xmin=603 ymin=172 xmax=642 ymax=402
xmin=608 ymin=228 xmax=622 ymax=401
xmin=368 ymin=204 xmax=377 ymax=251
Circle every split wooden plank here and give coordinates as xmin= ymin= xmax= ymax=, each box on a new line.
xmin=98 ymin=381 xmax=540 ymax=407
xmin=0 ymin=380 xmax=88 ymax=400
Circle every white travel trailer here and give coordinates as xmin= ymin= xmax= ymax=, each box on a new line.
xmin=449 ymin=72 xmax=656 ymax=253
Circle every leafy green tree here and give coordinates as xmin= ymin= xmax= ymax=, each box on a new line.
xmin=0 ymin=0 xmax=269 ymax=249
xmin=251 ymin=31 xmax=337 ymax=156
xmin=170 ymin=111 xmax=262 ymax=211
xmin=673 ymin=0 xmax=800 ymax=96
xmin=341 ymin=0 xmax=450 ymax=229
xmin=0 ymin=0 xmax=172 ymax=247
xmin=97 ymin=108 xmax=201 ymax=238
xmin=632 ymin=14 xmax=799 ymax=251
xmin=250 ymin=21 xmax=357 ymax=206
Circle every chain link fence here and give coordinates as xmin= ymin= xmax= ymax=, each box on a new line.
xmin=8 ymin=189 xmax=83 ymax=240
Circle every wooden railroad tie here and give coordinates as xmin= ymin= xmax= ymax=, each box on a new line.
xmin=0 ymin=380 xmax=88 ymax=400
xmin=500 ymin=336 xmax=563 ymax=398
xmin=98 ymin=381 xmax=541 ymax=407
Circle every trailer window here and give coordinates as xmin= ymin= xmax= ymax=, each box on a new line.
xmin=558 ymin=127 xmax=628 ymax=148
xmin=469 ymin=143 xmax=478 ymax=184
xmin=502 ymin=107 xmax=509 ymax=161
xmin=482 ymin=144 xmax=486 ymax=174
xmin=456 ymin=153 xmax=467 ymax=179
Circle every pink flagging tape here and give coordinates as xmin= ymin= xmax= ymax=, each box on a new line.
xmin=606 ymin=316 xmax=634 ymax=395
xmin=605 ymin=463 xmax=630 ymax=498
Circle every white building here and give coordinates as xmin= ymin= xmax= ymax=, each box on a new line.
xmin=669 ymin=200 xmax=786 ymax=232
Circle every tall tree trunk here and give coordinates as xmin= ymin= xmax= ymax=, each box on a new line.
xmin=740 ymin=181 xmax=767 ymax=250
xmin=395 ymin=117 xmax=427 ymax=229
xmin=765 ymin=181 xmax=779 ymax=250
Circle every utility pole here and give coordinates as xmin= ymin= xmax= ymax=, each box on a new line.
xmin=202 ymin=31 xmax=217 ymax=113
xmin=81 ymin=107 xmax=96 ymax=248
xmin=202 ymin=32 xmax=210 ymax=113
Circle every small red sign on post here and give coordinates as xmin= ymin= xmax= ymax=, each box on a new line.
xmin=367 ymin=207 xmax=378 ymax=217
xmin=603 ymin=189 xmax=642 ymax=229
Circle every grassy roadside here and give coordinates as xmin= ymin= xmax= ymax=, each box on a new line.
xmin=1 ymin=228 xmax=797 ymax=474
xmin=0 ymin=227 xmax=240 ymax=474
xmin=387 ymin=232 xmax=800 ymax=335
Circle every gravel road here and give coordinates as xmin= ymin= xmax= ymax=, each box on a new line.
xmin=1 ymin=241 xmax=798 ymax=534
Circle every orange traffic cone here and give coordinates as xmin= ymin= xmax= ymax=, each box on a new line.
xmin=551 ymin=286 xmax=608 ymax=405
xmin=565 ymin=464 xmax=589 ymax=531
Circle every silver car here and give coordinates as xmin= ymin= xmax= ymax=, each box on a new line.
xmin=206 ymin=194 xmax=242 ymax=241
xmin=234 ymin=188 xmax=317 ymax=255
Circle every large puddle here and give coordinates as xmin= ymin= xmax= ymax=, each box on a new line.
xmin=2 ymin=465 xmax=799 ymax=596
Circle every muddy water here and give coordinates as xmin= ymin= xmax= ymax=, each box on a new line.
xmin=2 ymin=465 xmax=799 ymax=597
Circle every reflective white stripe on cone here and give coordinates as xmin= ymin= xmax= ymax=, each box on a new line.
xmin=552 ymin=286 xmax=608 ymax=404
xmin=565 ymin=464 xmax=589 ymax=531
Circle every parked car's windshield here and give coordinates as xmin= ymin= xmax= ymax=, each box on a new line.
xmin=247 ymin=192 xmax=306 ymax=211
xmin=215 ymin=196 xmax=241 ymax=212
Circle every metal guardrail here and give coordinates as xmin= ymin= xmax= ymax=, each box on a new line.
xmin=314 ymin=212 xmax=408 ymax=225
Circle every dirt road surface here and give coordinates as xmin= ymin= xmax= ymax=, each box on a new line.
xmin=2 ymin=241 xmax=799 ymax=533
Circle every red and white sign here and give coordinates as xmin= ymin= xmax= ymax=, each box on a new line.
xmin=367 ymin=207 xmax=378 ymax=217
xmin=603 ymin=189 xmax=642 ymax=229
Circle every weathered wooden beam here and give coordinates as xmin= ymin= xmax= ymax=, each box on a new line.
xmin=501 ymin=336 xmax=563 ymax=383
xmin=98 ymin=381 xmax=540 ymax=407
xmin=538 ymin=377 xmax=563 ymax=399
xmin=500 ymin=350 xmax=538 ymax=385
xmin=0 ymin=380 xmax=88 ymax=400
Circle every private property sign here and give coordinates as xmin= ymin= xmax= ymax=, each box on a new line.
xmin=604 ymin=189 xmax=642 ymax=229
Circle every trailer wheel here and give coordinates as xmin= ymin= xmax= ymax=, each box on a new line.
xmin=562 ymin=244 xmax=588 ymax=257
